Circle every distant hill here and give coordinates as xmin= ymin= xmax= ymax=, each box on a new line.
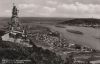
xmin=0 ymin=17 xmax=72 ymax=23
xmin=60 ymin=18 xmax=100 ymax=25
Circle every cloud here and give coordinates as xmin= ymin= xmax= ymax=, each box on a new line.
xmin=43 ymin=6 xmax=56 ymax=13
xmin=59 ymin=4 xmax=77 ymax=11
xmin=47 ymin=0 xmax=58 ymax=5
xmin=3 ymin=10 xmax=12 ymax=16
xmin=1 ymin=0 xmax=100 ymax=18
xmin=58 ymin=2 xmax=100 ymax=14
xmin=21 ymin=2 xmax=100 ymax=18
xmin=37 ymin=6 xmax=56 ymax=16
xmin=18 ymin=4 xmax=38 ymax=9
xmin=5 ymin=10 xmax=11 ymax=13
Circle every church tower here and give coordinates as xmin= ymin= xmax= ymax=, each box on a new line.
xmin=9 ymin=3 xmax=21 ymax=31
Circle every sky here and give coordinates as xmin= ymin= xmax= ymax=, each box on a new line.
xmin=0 ymin=0 xmax=100 ymax=18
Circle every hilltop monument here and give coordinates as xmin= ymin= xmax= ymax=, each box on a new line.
xmin=9 ymin=3 xmax=21 ymax=31
xmin=1 ymin=3 xmax=32 ymax=47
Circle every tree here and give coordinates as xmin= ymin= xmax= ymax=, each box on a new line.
xmin=65 ymin=53 xmax=74 ymax=64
